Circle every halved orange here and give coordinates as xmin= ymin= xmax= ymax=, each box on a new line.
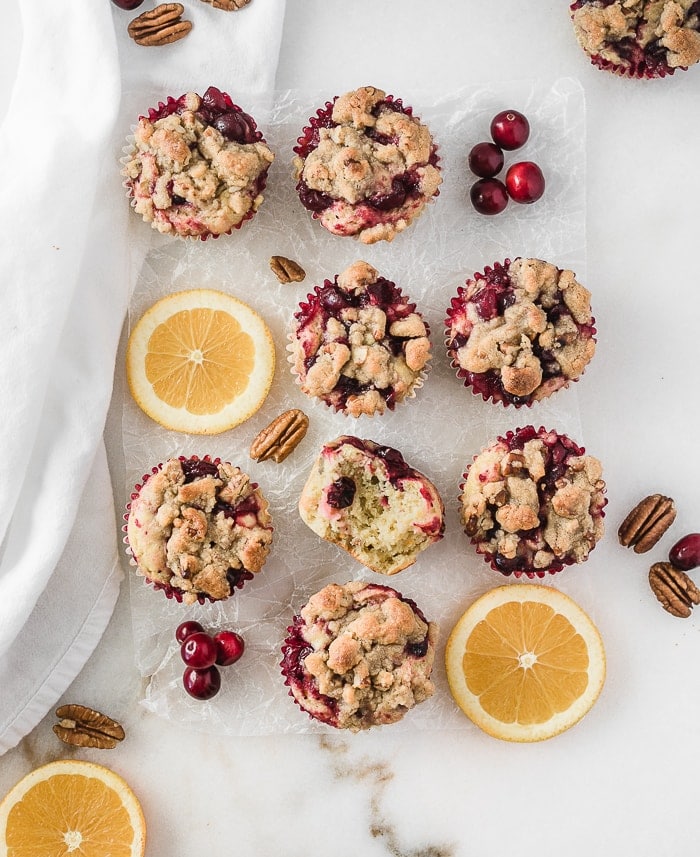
xmin=127 ymin=289 xmax=275 ymax=434
xmin=0 ymin=759 xmax=146 ymax=856
xmin=445 ymin=584 xmax=605 ymax=742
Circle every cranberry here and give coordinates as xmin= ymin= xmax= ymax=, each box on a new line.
xmin=183 ymin=666 xmax=221 ymax=700
xmin=214 ymin=630 xmax=245 ymax=666
xmin=111 ymin=0 xmax=145 ymax=8
xmin=180 ymin=632 xmax=218 ymax=669
xmin=505 ymin=161 xmax=545 ymax=204
xmin=468 ymin=142 xmax=504 ymax=178
xmin=297 ymin=182 xmax=333 ymax=212
xmin=470 ymin=178 xmax=508 ymax=215
xmin=175 ymin=620 xmax=205 ymax=644
xmin=213 ymin=113 xmax=254 ymax=144
xmin=201 ymin=86 xmax=229 ymax=113
xmin=368 ymin=177 xmax=407 ymax=211
xmin=669 ymin=534 xmax=700 ymax=571
xmin=180 ymin=458 xmax=219 ymax=482
xmin=326 ymin=477 xmax=356 ymax=509
xmin=490 ymin=110 xmax=530 ymax=150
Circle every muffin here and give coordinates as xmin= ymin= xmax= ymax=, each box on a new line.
xmin=281 ymin=580 xmax=438 ymax=731
xmin=445 ymin=257 xmax=596 ymax=407
xmin=125 ymin=456 xmax=273 ymax=603
xmin=459 ymin=425 xmax=606 ymax=577
xmin=298 ymin=436 xmax=444 ymax=575
xmin=293 ymin=85 xmax=442 ymax=244
xmin=122 ymin=86 xmax=274 ymax=239
xmin=570 ymin=0 xmax=700 ymax=78
xmin=289 ymin=260 xmax=431 ymax=417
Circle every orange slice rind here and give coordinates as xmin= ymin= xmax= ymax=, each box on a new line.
xmin=445 ymin=584 xmax=605 ymax=742
xmin=126 ymin=288 xmax=275 ymax=435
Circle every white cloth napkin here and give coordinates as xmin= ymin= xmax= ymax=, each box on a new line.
xmin=0 ymin=0 xmax=286 ymax=755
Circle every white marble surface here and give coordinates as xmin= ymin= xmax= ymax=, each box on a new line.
xmin=2 ymin=2 xmax=700 ymax=855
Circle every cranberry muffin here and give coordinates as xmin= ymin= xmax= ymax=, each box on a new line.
xmin=281 ymin=581 xmax=438 ymax=731
xmin=460 ymin=426 xmax=606 ymax=577
xmin=293 ymin=85 xmax=442 ymax=244
xmin=126 ymin=456 xmax=273 ymax=603
xmin=122 ymin=86 xmax=274 ymax=239
xmin=289 ymin=261 xmax=431 ymax=417
xmin=445 ymin=258 xmax=596 ymax=407
xmin=570 ymin=0 xmax=700 ymax=78
xmin=299 ymin=436 xmax=444 ymax=576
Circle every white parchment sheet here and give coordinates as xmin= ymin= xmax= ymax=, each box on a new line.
xmin=121 ymin=78 xmax=593 ymax=734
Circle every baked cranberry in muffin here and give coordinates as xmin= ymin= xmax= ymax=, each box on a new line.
xmin=281 ymin=580 xmax=438 ymax=731
xmin=289 ymin=261 xmax=431 ymax=417
xmin=125 ymin=456 xmax=273 ymax=603
xmin=123 ymin=86 xmax=274 ymax=238
xmin=460 ymin=426 xmax=606 ymax=577
xmin=299 ymin=436 xmax=444 ymax=575
xmin=445 ymin=258 xmax=596 ymax=407
xmin=570 ymin=0 xmax=700 ymax=78
xmin=293 ymin=85 xmax=442 ymax=244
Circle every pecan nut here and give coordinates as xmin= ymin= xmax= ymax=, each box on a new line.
xmin=269 ymin=256 xmax=306 ymax=284
xmin=199 ymin=0 xmax=252 ymax=9
xmin=618 ymin=493 xmax=676 ymax=553
xmin=648 ymin=562 xmax=700 ymax=618
xmin=250 ymin=409 xmax=309 ymax=463
xmin=128 ymin=3 xmax=193 ymax=46
xmin=53 ymin=704 xmax=125 ymax=749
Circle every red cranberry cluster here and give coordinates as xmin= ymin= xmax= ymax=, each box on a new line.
xmin=175 ymin=620 xmax=245 ymax=701
xmin=468 ymin=109 xmax=545 ymax=216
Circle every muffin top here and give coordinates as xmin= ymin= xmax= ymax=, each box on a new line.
xmin=460 ymin=426 xmax=606 ymax=576
xmin=281 ymin=580 xmax=438 ymax=731
xmin=570 ymin=0 xmax=700 ymax=75
xmin=293 ymin=85 xmax=442 ymax=244
xmin=445 ymin=257 xmax=596 ymax=407
xmin=126 ymin=457 xmax=273 ymax=603
xmin=290 ymin=260 xmax=431 ymax=417
xmin=123 ymin=87 xmax=274 ymax=238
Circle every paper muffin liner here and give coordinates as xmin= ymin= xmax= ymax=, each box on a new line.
xmin=444 ymin=258 xmax=597 ymax=408
xmin=458 ymin=425 xmax=607 ymax=579
xmin=123 ymin=454 xmax=272 ymax=604
xmin=121 ymin=86 xmax=273 ymax=241
xmin=569 ymin=1 xmax=690 ymax=79
xmin=286 ymin=272 xmax=432 ymax=417
xmin=280 ymin=580 xmax=436 ymax=730
xmin=292 ymin=88 xmax=442 ymax=241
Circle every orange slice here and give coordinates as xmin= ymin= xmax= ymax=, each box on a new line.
xmin=126 ymin=289 xmax=275 ymax=434
xmin=0 ymin=759 xmax=146 ymax=856
xmin=445 ymin=584 xmax=605 ymax=742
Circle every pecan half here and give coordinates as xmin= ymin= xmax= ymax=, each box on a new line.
xmin=618 ymin=494 xmax=676 ymax=553
xmin=649 ymin=562 xmax=700 ymax=618
xmin=199 ymin=0 xmax=252 ymax=9
xmin=269 ymin=256 xmax=306 ymax=284
xmin=128 ymin=3 xmax=193 ymax=46
xmin=250 ymin=409 xmax=309 ymax=463
xmin=53 ymin=704 xmax=125 ymax=749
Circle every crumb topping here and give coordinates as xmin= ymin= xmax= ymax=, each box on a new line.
xmin=123 ymin=91 xmax=274 ymax=238
xmin=446 ymin=258 xmax=596 ymax=406
xmin=293 ymin=86 xmax=442 ymax=244
xmin=298 ymin=436 xmax=444 ymax=575
xmin=284 ymin=581 xmax=437 ymax=731
xmin=460 ymin=428 xmax=606 ymax=574
xmin=571 ymin=0 xmax=700 ymax=70
xmin=127 ymin=458 xmax=273 ymax=603
xmin=291 ymin=261 xmax=431 ymax=417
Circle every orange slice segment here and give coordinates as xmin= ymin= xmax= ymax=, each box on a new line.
xmin=0 ymin=760 xmax=146 ymax=856
xmin=445 ymin=584 xmax=605 ymax=742
xmin=127 ymin=289 xmax=275 ymax=435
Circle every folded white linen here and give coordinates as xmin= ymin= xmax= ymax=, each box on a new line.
xmin=0 ymin=0 xmax=286 ymax=754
